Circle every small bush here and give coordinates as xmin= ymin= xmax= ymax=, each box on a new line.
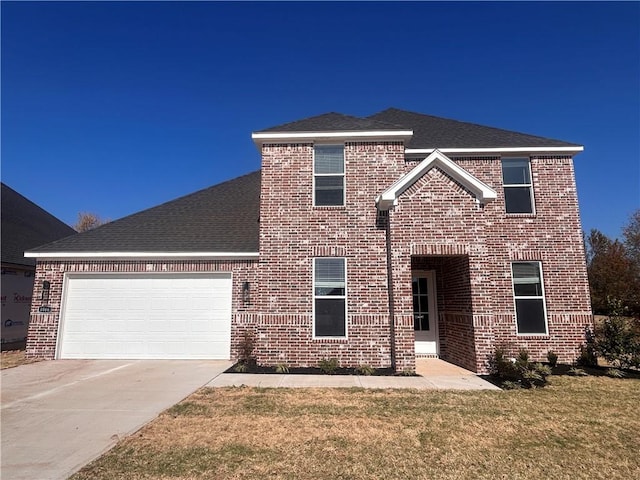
xmin=234 ymin=363 xmax=249 ymax=373
xmin=237 ymin=330 xmax=257 ymax=365
xmin=568 ymin=367 xmax=588 ymax=376
xmin=275 ymin=363 xmax=289 ymax=374
xmin=318 ymin=358 xmax=340 ymax=375
xmin=606 ymin=368 xmax=626 ymax=378
xmin=595 ymin=313 xmax=640 ymax=369
xmin=355 ymin=364 xmax=375 ymax=376
xmin=547 ymin=350 xmax=558 ymax=368
xmin=489 ymin=345 xmax=551 ymax=389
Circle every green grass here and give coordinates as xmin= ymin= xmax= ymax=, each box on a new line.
xmin=72 ymin=374 xmax=640 ymax=480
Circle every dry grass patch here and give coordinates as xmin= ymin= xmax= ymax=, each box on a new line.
xmin=72 ymin=375 xmax=640 ymax=480
xmin=0 ymin=350 xmax=39 ymax=369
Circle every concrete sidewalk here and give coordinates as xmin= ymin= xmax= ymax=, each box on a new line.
xmin=207 ymin=359 xmax=501 ymax=390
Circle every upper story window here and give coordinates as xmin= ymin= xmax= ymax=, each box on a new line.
xmin=502 ymin=158 xmax=534 ymax=214
xmin=314 ymin=145 xmax=345 ymax=206
xmin=512 ymin=261 xmax=548 ymax=335
xmin=313 ymin=257 xmax=346 ymax=337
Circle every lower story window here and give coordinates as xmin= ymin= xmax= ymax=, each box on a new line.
xmin=314 ymin=257 xmax=346 ymax=337
xmin=512 ymin=261 xmax=548 ymax=334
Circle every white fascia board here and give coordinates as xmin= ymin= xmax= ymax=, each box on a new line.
xmin=376 ymin=150 xmax=497 ymax=211
xmin=252 ymin=130 xmax=413 ymax=145
xmin=405 ymin=146 xmax=584 ymax=155
xmin=24 ymin=251 xmax=260 ymax=261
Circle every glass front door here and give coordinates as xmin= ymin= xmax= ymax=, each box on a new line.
xmin=412 ymin=271 xmax=438 ymax=355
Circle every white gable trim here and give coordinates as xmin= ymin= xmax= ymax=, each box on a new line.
xmin=376 ymin=150 xmax=498 ymax=211
xmin=24 ymin=251 xmax=260 ymax=261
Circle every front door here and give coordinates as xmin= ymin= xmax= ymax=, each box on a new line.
xmin=412 ymin=270 xmax=438 ymax=356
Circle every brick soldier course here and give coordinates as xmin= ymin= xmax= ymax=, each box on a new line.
xmin=25 ymin=108 xmax=592 ymax=374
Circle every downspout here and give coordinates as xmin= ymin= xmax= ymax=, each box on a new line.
xmin=383 ymin=208 xmax=397 ymax=371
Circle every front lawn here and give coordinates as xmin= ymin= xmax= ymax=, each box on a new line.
xmin=72 ymin=374 xmax=639 ymax=480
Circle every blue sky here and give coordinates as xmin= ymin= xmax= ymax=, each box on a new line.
xmin=2 ymin=1 xmax=639 ymax=239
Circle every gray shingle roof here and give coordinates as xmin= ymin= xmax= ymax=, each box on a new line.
xmin=256 ymin=112 xmax=407 ymax=133
xmin=27 ymin=171 xmax=261 ymax=254
xmin=1 ymin=183 xmax=77 ymax=266
xmin=368 ymin=108 xmax=579 ymax=149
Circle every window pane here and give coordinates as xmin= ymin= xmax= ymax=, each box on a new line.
xmin=315 ymin=298 xmax=346 ymax=336
xmin=513 ymin=262 xmax=542 ymax=296
xmin=314 ymin=145 xmax=344 ymax=174
xmin=315 ymin=258 xmax=345 ymax=296
xmin=515 ymin=298 xmax=546 ymax=334
xmin=419 ymin=295 xmax=429 ymax=315
xmin=504 ymin=187 xmax=533 ymax=213
xmin=502 ymin=158 xmax=530 ymax=184
xmin=315 ymin=176 xmax=344 ymax=206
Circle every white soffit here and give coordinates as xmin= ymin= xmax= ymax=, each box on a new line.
xmin=376 ymin=150 xmax=498 ymax=210
xmin=24 ymin=251 xmax=260 ymax=261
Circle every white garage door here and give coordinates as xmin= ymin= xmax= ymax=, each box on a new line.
xmin=58 ymin=273 xmax=232 ymax=359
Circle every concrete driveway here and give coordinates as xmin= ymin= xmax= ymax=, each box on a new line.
xmin=1 ymin=359 xmax=231 ymax=480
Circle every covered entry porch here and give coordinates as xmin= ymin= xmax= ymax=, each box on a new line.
xmin=411 ymin=255 xmax=477 ymax=372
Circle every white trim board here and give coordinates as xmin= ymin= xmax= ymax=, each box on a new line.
xmin=24 ymin=251 xmax=259 ymax=261
xmin=405 ymin=146 xmax=584 ymax=155
xmin=252 ymin=130 xmax=414 ymax=146
xmin=376 ymin=150 xmax=498 ymax=210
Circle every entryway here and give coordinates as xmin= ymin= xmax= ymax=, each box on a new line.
xmin=412 ymin=270 xmax=438 ymax=356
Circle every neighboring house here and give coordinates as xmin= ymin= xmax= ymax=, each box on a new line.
xmin=1 ymin=183 xmax=76 ymax=349
xmin=24 ymin=108 xmax=592 ymax=373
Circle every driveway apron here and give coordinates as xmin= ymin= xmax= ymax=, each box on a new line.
xmin=1 ymin=359 xmax=231 ymax=480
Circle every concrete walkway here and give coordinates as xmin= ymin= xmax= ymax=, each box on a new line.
xmin=1 ymin=359 xmax=232 ymax=480
xmin=207 ymin=359 xmax=500 ymax=390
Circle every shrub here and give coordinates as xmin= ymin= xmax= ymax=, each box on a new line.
xmin=568 ymin=367 xmax=588 ymax=376
xmin=275 ymin=363 xmax=289 ymax=374
xmin=595 ymin=312 xmax=640 ymax=369
xmin=234 ymin=362 xmax=248 ymax=373
xmin=547 ymin=350 xmax=558 ymax=368
xmin=237 ymin=330 xmax=257 ymax=365
xmin=489 ymin=345 xmax=551 ymax=389
xmin=606 ymin=368 xmax=626 ymax=378
xmin=355 ymin=364 xmax=375 ymax=376
xmin=318 ymin=358 xmax=340 ymax=375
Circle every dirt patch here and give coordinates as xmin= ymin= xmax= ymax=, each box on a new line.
xmin=0 ymin=350 xmax=40 ymax=370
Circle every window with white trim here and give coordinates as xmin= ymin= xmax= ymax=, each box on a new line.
xmin=314 ymin=145 xmax=344 ymax=206
xmin=314 ymin=258 xmax=346 ymax=337
xmin=511 ymin=262 xmax=548 ymax=334
xmin=502 ymin=157 xmax=534 ymax=213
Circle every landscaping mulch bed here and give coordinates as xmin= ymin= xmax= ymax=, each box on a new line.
xmin=225 ymin=362 xmax=400 ymax=376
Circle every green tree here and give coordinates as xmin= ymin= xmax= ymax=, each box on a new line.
xmin=586 ymin=229 xmax=636 ymax=315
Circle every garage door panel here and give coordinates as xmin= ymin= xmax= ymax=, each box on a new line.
xmin=59 ymin=273 xmax=232 ymax=359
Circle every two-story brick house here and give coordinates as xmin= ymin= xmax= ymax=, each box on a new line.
xmin=25 ymin=108 xmax=592 ymax=373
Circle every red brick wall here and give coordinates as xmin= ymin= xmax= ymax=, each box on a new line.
xmin=254 ymin=144 xmax=591 ymax=373
xmin=389 ymin=156 xmax=592 ymax=373
xmin=26 ymin=147 xmax=592 ymax=374
xmin=26 ymin=259 xmax=258 ymax=359
xmin=253 ymin=142 xmax=410 ymax=369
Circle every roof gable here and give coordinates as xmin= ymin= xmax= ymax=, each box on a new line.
xmin=368 ymin=108 xmax=581 ymax=150
xmin=376 ymin=150 xmax=497 ymax=210
xmin=255 ymin=112 xmax=406 ymax=133
xmin=1 ymin=183 xmax=76 ymax=266
xmin=26 ymin=171 xmax=261 ymax=257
